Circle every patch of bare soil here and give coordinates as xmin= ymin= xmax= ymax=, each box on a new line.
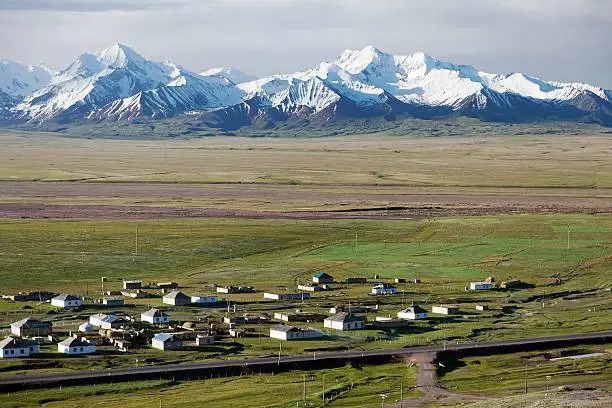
xmin=390 ymin=353 xmax=492 ymax=408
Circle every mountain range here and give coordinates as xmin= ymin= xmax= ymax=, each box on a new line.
xmin=1 ymin=44 xmax=611 ymax=131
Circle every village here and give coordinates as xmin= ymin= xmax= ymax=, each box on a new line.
xmin=0 ymin=272 xmax=527 ymax=360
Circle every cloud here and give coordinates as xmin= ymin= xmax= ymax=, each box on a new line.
xmin=1 ymin=0 xmax=610 ymax=88
xmin=0 ymin=0 xmax=180 ymax=12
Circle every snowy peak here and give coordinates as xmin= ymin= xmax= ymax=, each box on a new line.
xmin=97 ymin=43 xmax=143 ymax=69
xmin=0 ymin=59 xmax=53 ymax=97
xmin=4 ymin=44 xmax=612 ymax=127
xmin=200 ymin=67 xmax=257 ymax=84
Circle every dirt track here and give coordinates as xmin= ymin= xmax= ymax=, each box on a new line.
xmin=1 ymin=202 xmax=612 ymax=220
xmin=1 ymin=182 xmax=611 ymax=219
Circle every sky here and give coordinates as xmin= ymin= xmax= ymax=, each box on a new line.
xmin=1 ymin=0 xmax=611 ymax=88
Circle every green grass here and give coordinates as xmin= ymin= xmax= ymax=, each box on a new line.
xmin=0 ymin=363 xmax=418 ymax=408
xmin=438 ymin=344 xmax=612 ymax=395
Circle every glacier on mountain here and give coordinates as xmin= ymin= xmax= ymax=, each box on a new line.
xmin=2 ymin=44 xmax=611 ymax=127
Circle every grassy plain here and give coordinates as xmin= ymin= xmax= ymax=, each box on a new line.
xmin=0 ymin=363 xmax=418 ymax=408
xmin=1 ymin=131 xmax=612 ymax=212
xmin=0 ymin=130 xmax=610 ymax=405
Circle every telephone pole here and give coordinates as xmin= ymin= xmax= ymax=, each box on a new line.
xmin=567 ymin=225 xmax=570 ymax=250
xmin=303 ymin=375 xmax=307 ymax=407
xmin=524 ymin=362 xmax=528 ymax=394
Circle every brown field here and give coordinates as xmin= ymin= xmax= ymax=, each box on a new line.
xmin=1 ymin=130 xmax=612 ymax=216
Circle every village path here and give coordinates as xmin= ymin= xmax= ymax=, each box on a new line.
xmin=388 ymin=352 xmax=493 ymax=407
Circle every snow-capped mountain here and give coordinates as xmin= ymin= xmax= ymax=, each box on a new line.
xmin=0 ymin=59 xmax=54 ymax=98
xmin=3 ymin=44 xmax=611 ymax=129
xmin=199 ymin=67 xmax=257 ymax=85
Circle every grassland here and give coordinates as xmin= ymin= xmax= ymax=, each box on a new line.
xmin=0 ymin=363 xmax=418 ymax=408
xmin=0 ymin=130 xmax=610 ymax=405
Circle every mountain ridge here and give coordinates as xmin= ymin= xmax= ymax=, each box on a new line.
xmin=2 ymin=44 xmax=611 ymax=130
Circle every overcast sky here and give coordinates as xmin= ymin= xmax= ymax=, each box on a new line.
xmin=1 ymin=0 xmax=611 ymax=88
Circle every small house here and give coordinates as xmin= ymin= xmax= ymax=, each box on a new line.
xmin=141 ymin=308 xmax=170 ymax=324
xmin=263 ymin=292 xmax=310 ymax=301
xmin=216 ymin=286 xmax=256 ymax=294
xmin=196 ymin=335 xmax=214 ymax=346
xmin=343 ymin=277 xmax=368 ymax=284
xmin=0 ymin=337 xmax=39 ymax=358
xmin=89 ymin=313 xmax=122 ymax=330
xmin=397 ymin=305 xmax=428 ymax=320
xmin=323 ymin=312 xmax=365 ymax=331
xmin=157 ymin=282 xmax=178 ymax=290
xmin=190 ymin=295 xmax=218 ymax=304
xmin=394 ymin=278 xmax=406 ymax=283
xmin=273 ymin=312 xmax=327 ymax=322
xmin=121 ymin=290 xmax=146 ymax=298
xmin=78 ymin=322 xmax=94 ymax=332
xmin=51 ymin=294 xmax=82 ymax=309
xmin=469 ymin=282 xmax=494 ymax=291
xmin=58 ymin=337 xmax=96 ymax=354
xmin=151 ymin=333 xmax=182 ymax=351
xmin=475 ymin=304 xmax=489 ymax=311
xmin=432 ymin=304 xmax=460 ymax=315
xmin=312 ymin=272 xmax=333 ymax=284
xmin=10 ymin=318 xmax=53 ymax=337
xmin=122 ymin=280 xmax=142 ymax=290
xmin=297 ymin=284 xmax=326 ymax=292
xmin=162 ymin=290 xmax=191 ymax=306
xmin=371 ymin=317 xmax=410 ymax=329
xmin=269 ymin=325 xmax=323 ymax=341
xmin=102 ymin=297 xmax=124 ymax=306
xmin=371 ymin=283 xmax=397 ymax=295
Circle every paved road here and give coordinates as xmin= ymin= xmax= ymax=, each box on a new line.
xmin=1 ymin=331 xmax=610 ymax=390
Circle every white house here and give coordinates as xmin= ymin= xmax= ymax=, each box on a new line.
xmin=263 ymin=292 xmax=310 ymax=301
xmin=269 ymin=325 xmax=323 ymax=341
xmin=470 ymin=282 xmax=494 ymax=291
xmin=141 ymin=308 xmax=170 ymax=324
xmin=89 ymin=313 xmax=121 ymax=330
xmin=51 ymin=294 xmax=82 ymax=309
xmin=102 ymin=297 xmax=124 ymax=306
xmin=78 ymin=322 xmax=94 ymax=332
xmin=162 ymin=290 xmax=191 ymax=306
xmin=312 ymin=272 xmax=334 ymax=284
xmin=0 ymin=337 xmax=39 ymax=358
xmin=151 ymin=333 xmax=182 ymax=351
xmin=397 ymin=305 xmax=428 ymax=320
xmin=57 ymin=337 xmax=96 ymax=355
xmin=431 ymin=304 xmax=460 ymax=315
xmin=371 ymin=283 xmax=397 ymax=295
xmin=191 ymin=295 xmax=218 ymax=304
xmin=323 ymin=312 xmax=365 ymax=331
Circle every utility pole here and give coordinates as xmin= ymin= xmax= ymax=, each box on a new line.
xmin=400 ymin=379 xmax=403 ymax=408
xmin=303 ymin=375 xmax=307 ymax=407
xmin=278 ymin=341 xmax=282 ymax=365
xmin=322 ymin=374 xmax=325 ymax=406
xmin=354 ymin=231 xmax=358 ymax=255
xmin=567 ymin=225 xmax=570 ymax=250
xmin=524 ymin=362 xmax=528 ymax=394
xmin=136 ymin=225 xmax=139 ymax=257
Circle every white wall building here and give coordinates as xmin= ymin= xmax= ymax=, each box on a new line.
xmin=397 ymin=305 xmax=428 ymax=320
xmin=0 ymin=337 xmax=39 ymax=358
xmin=89 ymin=313 xmax=121 ymax=330
xmin=57 ymin=337 xmax=96 ymax=355
xmin=371 ymin=284 xmax=397 ymax=295
xmin=51 ymin=294 xmax=82 ymax=309
xmin=152 ymin=333 xmax=182 ymax=351
xmin=431 ymin=305 xmax=460 ymax=315
xmin=269 ymin=325 xmax=323 ymax=341
xmin=141 ymin=308 xmax=170 ymax=324
xmin=323 ymin=312 xmax=365 ymax=331
xmin=162 ymin=290 xmax=191 ymax=306
xmin=470 ymin=282 xmax=494 ymax=291
xmin=191 ymin=295 xmax=218 ymax=304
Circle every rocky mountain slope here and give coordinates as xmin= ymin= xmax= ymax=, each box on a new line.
xmin=2 ymin=44 xmax=611 ymax=129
